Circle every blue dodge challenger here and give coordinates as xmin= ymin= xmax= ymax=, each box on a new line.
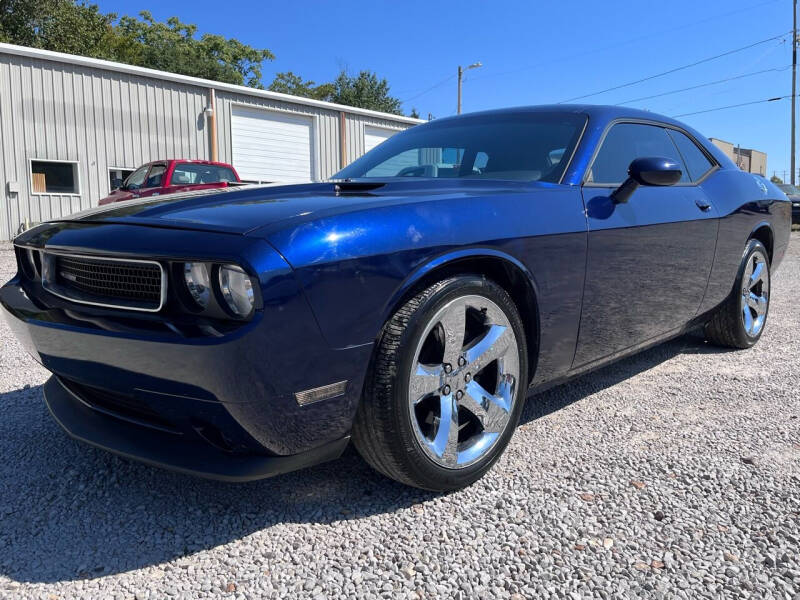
xmin=1 ymin=106 xmax=792 ymax=491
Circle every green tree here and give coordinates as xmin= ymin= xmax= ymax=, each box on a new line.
xmin=409 ymin=107 xmax=420 ymax=119
xmin=328 ymin=70 xmax=403 ymax=115
xmin=770 ymin=175 xmax=784 ymax=184
xmin=111 ymin=12 xmax=273 ymax=87
xmin=0 ymin=0 xmax=115 ymax=57
xmin=0 ymin=3 xmax=273 ymax=88
xmin=269 ymin=71 xmax=334 ymax=100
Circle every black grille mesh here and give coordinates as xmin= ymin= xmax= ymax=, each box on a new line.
xmin=55 ymin=256 xmax=162 ymax=308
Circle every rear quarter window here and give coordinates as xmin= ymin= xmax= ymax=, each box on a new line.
xmin=666 ymin=129 xmax=715 ymax=181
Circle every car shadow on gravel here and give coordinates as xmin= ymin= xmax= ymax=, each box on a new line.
xmin=0 ymin=330 xmax=724 ymax=584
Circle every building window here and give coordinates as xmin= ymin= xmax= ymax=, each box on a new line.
xmin=30 ymin=160 xmax=80 ymax=195
xmin=109 ymin=167 xmax=135 ymax=190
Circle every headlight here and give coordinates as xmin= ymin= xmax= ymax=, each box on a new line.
xmin=219 ymin=264 xmax=254 ymax=317
xmin=183 ymin=262 xmax=211 ymax=308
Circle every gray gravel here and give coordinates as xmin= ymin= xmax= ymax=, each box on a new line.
xmin=0 ymin=236 xmax=798 ymax=600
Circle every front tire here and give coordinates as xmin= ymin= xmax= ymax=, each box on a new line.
xmin=705 ymin=239 xmax=770 ymax=349
xmin=353 ymin=275 xmax=528 ymax=491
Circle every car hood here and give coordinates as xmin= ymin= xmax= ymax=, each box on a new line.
xmin=55 ymin=180 xmax=551 ymax=235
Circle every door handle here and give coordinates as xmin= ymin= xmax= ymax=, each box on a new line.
xmin=695 ymin=198 xmax=711 ymax=211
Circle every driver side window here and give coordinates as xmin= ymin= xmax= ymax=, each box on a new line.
xmin=589 ymin=123 xmax=689 ymax=185
xmin=125 ymin=165 xmax=149 ymax=190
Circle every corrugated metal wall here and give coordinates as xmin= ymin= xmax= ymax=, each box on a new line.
xmin=344 ymin=115 xmax=407 ymax=165
xmin=0 ymin=53 xmax=209 ymax=240
xmin=0 ymin=48 xmax=419 ymax=241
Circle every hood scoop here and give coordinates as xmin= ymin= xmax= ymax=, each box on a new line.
xmin=333 ymin=181 xmax=386 ymax=195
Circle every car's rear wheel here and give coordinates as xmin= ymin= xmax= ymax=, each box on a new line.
xmin=352 ymin=275 xmax=528 ymax=491
xmin=705 ymin=239 xmax=770 ymax=349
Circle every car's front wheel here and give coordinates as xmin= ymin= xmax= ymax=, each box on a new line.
xmin=353 ymin=275 xmax=528 ymax=491
xmin=705 ymin=239 xmax=770 ymax=349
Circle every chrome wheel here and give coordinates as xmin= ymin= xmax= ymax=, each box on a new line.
xmin=407 ymin=294 xmax=520 ymax=469
xmin=740 ymin=250 xmax=769 ymax=337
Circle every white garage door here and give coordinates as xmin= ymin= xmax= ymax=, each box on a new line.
xmin=364 ymin=126 xmax=398 ymax=153
xmin=231 ymin=106 xmax=315 ymax=183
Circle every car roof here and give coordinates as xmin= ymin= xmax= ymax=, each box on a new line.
xmin=426 ymin=104 xmax=734 ymax=174
xmin=434 ymin=104 xmax=690 ymax=129
xmin=144 ymin=159 xmax=235 ymax=167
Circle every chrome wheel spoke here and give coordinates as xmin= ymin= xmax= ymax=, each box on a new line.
xmin=465 ymin=324 xmax=512 ymax=374
xmin=439 ymin=301 xmax=466 ymax=367
xmin=749 ymin=260 xmax=765 ymax=288
xmin=408 ymin=294 xmax=519 ymax=470
xmin=409 ymin=363 xmax=443 ymax=404
xmin=747 ymin=292 xmax=767 ymax=314
xmin=739 ymin=250 xmax=769 ymax=337
xmin=430 ymin=394 xmax=459 ymax=465
xmin=742 ymin=304 xmax=754 ymax=334
xmin=462 ymin=379 xmax=511 ymax=434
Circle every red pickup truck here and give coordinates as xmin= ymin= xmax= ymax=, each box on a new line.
xmin=99 ymin=160 xmax=241 ymax=205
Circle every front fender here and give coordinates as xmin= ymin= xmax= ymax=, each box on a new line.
xmin=378 ymin=246 xmax=541 ymax=327
xmin=263 ymin=188 xmax=588 ymax=385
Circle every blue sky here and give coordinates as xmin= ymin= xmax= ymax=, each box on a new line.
xmin=97 ymin=0 xmax=796 ymax=179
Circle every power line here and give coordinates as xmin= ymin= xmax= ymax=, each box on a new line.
xmin=396 ymin=0 xmax=782 ymax=107
xmin=616 ymin=65 xmax=791 ymax=105
xmin=401 ymin=74 xmax=457 ymax=104
xmin=469 ymin=0 xmax=780 ymax=83
xmin=673 ymin=95 xmax=789 ymax=117
xmin=558 ymin=32 xmax=791 ymax=103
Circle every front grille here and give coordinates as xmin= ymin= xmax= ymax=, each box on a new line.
xmin=61 ymin=378 xmax=179 ymax=433
xmin=42 ymin=253 xmax=165 ymax=312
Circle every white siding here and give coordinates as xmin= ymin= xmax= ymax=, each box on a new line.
xmin=364 ymin=125 xmax=397 ymax=153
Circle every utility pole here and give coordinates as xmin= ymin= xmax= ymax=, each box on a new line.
xmin=791 ymin=0 xmax=797 ymax=185
xmin=457 ymin=66 xmax=463 ymax=115
xmin=457 ymin=62 xmax=482 ymax=114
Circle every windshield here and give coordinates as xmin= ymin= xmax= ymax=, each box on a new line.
xmin=778 ymin=183 xmax=800 ymax=195
xmin=335 ymin=112 xmax=587 ymax=183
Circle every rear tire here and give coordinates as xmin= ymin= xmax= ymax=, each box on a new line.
xmin=704 ymin=239 xmax=770 ymax=349
xmin=352 ymin=275 xmax=528 ymax=491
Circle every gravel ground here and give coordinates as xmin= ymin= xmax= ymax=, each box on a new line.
xmin=0 ymin=236 xmax=798 ymax=600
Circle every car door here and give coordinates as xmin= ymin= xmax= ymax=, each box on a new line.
xmin=572 ymin=121 xmax=719 ymax=368
xmin=136 ymin=163 xmax=168 ymax=199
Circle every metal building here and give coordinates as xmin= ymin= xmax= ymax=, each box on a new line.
xmin=0 ymin=43 xmax=421 ymax=241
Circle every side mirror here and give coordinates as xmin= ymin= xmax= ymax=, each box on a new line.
xmin=611 ymin=157 xmax=683 ymax=204
xmin=111 ymin=177 xmax=124 ymax=190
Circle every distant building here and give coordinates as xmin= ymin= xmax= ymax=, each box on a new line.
xmin=709 ymin=138 xmax=766 ymax=176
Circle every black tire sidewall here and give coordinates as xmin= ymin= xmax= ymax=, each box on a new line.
xmin=389 ymin=275 xmax=528 ymax=491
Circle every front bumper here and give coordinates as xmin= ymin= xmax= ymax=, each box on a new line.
xmin=44 ymin=376 xmax=349 ymax=481
xmin=1 ymin=275 xmax=370 ymax=455
xmin=1 ymin=224 xmax=374 ymax=476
